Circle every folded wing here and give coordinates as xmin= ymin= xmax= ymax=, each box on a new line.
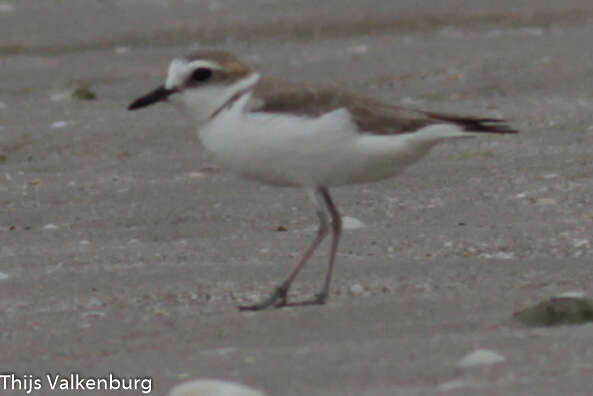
xmin=249 ymin=78 xmax=518 ymax=135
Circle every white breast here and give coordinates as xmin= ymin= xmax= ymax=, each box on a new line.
xmin=198 ymin=93 xmax=468 ymax=187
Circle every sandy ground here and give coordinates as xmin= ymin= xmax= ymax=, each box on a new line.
xmin=3 ymin=1 xmax=593 ymax=395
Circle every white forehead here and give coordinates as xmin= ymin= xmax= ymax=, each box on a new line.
xmin=165 ymin=58 xmax=222 ymax=89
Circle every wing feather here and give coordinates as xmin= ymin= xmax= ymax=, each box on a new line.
xmin=248 ymin=78 xmax=517 ymax=135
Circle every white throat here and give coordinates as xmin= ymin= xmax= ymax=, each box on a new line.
xmin=169 ymin=72 xmax=260 ymax=127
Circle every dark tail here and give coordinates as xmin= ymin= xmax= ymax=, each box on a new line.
xmin=424 ymin=111 xmax=519 ymax=134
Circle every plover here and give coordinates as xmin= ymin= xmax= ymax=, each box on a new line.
xmin=128 ymin=50 xmax=517 ymax=310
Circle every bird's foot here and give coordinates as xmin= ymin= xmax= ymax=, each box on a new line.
xmin=298 ymin=290 xmax=328 ymax=306
xmin=239 ymin=285 xmax=288 ymax=311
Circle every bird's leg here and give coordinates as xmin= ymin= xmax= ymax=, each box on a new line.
xmin=239 ymin=189 xmax=329 ymax=311
xmin=309 ymin=188 xmax=342 ymax=305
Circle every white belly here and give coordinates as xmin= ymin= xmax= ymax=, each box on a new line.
xmin=198 ymin=103 xmax=464 ymax=188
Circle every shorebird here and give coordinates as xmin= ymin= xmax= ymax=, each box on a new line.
xmin=128 ymin=49 xmax=517 ymax=310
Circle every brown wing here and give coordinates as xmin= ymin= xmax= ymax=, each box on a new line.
xmin=249 ymin=78 xmax=517 ymax=135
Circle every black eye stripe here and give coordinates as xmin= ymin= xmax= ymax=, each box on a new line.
xmin=190 ymin=67 xmax=212 ymax=82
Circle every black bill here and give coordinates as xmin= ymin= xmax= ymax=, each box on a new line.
xmin=127 ymin=85 xmax=177 ymax=110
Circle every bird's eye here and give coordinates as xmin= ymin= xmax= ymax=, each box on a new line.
xmin=190 ymin=67 xmax=212 ymax=82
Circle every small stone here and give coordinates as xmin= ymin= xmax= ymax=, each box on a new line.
xmin=50 ymin=121 xmax=68 ymax=129
xmin=0 ymin=271 xmax=9 ymax=281
xmin=80 ymin=240 xmax=90 ymax=245
xmin=85 ymin=297 xmax=103 ymax=308
xmin=42 ymin=224 xmax=59 ymax=230
xmin=572 ymin=239 xmax=589 ymax=249
xmin=188 ymin=172 xmax=206 ymax=179
xmin=275 ymin=225 xmax=287 ymax=232
xmin=153 ymin=307 xmax=169 ymax=317
xmin=50 ymin=91 xmax=70 ymax=102
xmin=349 ymin=284 xmax=365 ymax=296
xmin=514 ymin=295 xmax=593 ymax=327
xmin=167 ymin=380 xmax=266 ymax=396
xmin=427 ymin=197 xmax=445 ymax=208
xmin=478 ymin=251 xmax=514 ymax=260
xmin=80 ymin=311 xmax=105 ymax=319
xmin=342 ymin=216 xmax=365 ymax=230
xmin=457 ymin=349 xmax=505 ymax=368
xmin=437 ymin=379 xmax=480 ymax=391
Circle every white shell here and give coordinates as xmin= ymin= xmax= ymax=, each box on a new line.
xmin=457 ymin=349 xmax=505 ymax=368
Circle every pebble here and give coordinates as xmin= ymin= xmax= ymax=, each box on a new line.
xmin=436 ymin=379 xmax=480 ymax=391
xmin=0 ymin=272 xmax=9 ymax=281
xmin=50 ymin=91 xmax=70 ymax=102
xmin=457 ymin=349 xmax=505 ymax=368
xmin=50 ymin=121 xmax=68 ymax=129
xmin=514 ymin=294 xmax=593 ymax=326
xmin=478 ymin=251 xmax=515 ymax=260
xmin=427 ymin=197 xmax=445 ymax=208
xmin=571 ymin=239 xmax=590 ymax=249
xmin=188 ymin=171 xmax=206 ymax=179
xmin=42 ymin=224 xmax=59 ymax=230
xmin=85 ymin=297 xmax=103 ymax=308
xmin=167 ymin=379 xmax=266 ymax=396
xmin=342 ymin=216 xmax=366 ymax=230
xmin=349 ymin=284 xmax=365 ymax=296
xmin=80 ymin=311 xmax=105 ymax=319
